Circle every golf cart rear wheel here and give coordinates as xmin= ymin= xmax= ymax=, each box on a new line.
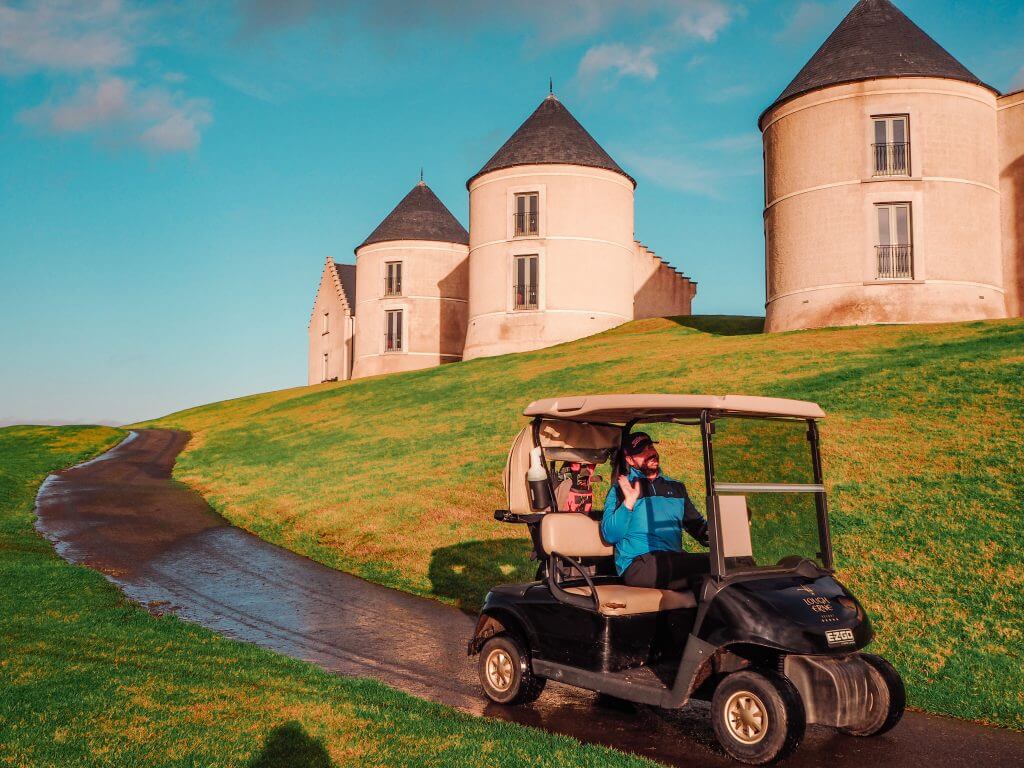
xmin=839 ymin=653 xmax=906 ymax=737
xmin=478 ymin=634 xmax=545 ymax=705
xmin=711 ymin=670 xmax=805 ymax=765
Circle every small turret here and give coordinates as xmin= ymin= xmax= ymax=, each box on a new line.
xmin=462 ymin=94 xmax=638 ymax=361
xmin=351 ymin=181 xmax=470 ymax=379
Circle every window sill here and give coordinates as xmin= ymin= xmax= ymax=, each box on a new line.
xmin=862 ymin=175 xmax=920 ymax=183
xmin=863 ymin=279 xmax=923 ymax=286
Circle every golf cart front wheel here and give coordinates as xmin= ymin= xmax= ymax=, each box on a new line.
xmin=711 ymin=670 xmax=806 ymax=765
xmin=478 ymin=634 xmax=545 ymax=705
xmin=839 ymin=653 xmax=906 ymax=737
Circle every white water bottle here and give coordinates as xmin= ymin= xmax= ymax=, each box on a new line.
xmin=527 ymin=447 xmax=552 ymax=511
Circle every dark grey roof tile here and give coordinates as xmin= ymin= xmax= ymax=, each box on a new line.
xmin=468 ymin=95 xmax=634 ymax=187
xmin=332 ymin=262 xmax=357 ymax=312
xmin=358 ymin=182 xmax=468 ymax=250
xmin=762 ymin=0 xmax=992 ymax=124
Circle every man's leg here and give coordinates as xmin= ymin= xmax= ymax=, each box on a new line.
xmin=623 ymin=551 xmax=708 ymax=590
xmin=663 ymin=551 xmax=710 ymax=591
xmin=622 ymin=553 xmax=658 ymax=588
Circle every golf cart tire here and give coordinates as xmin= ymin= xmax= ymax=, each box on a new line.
xmin=711 ymin=669 xmax=806 ymax=765
xmin=478 ymin=634 xmax=546 ymax=706
xmin=838 ymin=654 xmax=905 ymax=737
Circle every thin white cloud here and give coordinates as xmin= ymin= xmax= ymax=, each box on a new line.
xmin=704 ymin=83 xmax=752 ymax=103
xmin=19 ymin=76 xmax=212 ymax=152
xmin=579 ymin=43 xmax=659 ymax=83
xmin=774 ymin=1 xmax=838 ymax=45
xmin=621 ymin=150 xmax=726 ymax=198
xmin=236 ymin=0 xmax=738 ymax=66
xmin=574 ymin=1 xmax=736 ymax=87
xmin=28 ymin=77 xmax=130 ymax=131
xmin=3 ymin=1 xmax=212 ymax=153
xmin=1012 ymin=64 xmax=1024 ymax=91
xmin=703 ymin=131 xmax=761 ymax=152
xmin=672 ymin=0 xmax=733 ymax=42
xmin=620 ymin=147 xmax=760 ymax=199
xmin=0 ymin=0 xmax=139 ymax=74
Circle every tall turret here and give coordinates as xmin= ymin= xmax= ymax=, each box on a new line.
xmin=761 ymin=0 xmax=1008 ymax=331
xmin=351 ymin=181 xmax=469 ymax=379
xmin=462 ymin=95 xmax=638 ymax=360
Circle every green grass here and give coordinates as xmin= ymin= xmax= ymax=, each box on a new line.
xmin=141 ymin=316 xmax=1024 ymax=730
xmin=0 ymin=426 xmax=662 ymax=767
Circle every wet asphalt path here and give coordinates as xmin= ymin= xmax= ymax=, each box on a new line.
xmin=34 ymin=429 xmax=1024 ymax=767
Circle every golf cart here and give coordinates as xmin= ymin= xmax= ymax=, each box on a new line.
xmin=468 ymin=394 xmax=904 ymax=765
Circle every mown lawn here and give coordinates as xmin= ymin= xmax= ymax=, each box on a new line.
xmin=142 ymin=316 xmax=1024 ymax=730
xmin=0 ymin=426 xmax=661 ymax=767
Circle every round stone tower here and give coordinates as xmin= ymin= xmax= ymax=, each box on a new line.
xmin=351 ymin=181 xmax=469 ymax=379
xmin=761 ymin=0 xmax=1008 ymax=332
xmin=462 ymin=94 xmax=637 ymax=361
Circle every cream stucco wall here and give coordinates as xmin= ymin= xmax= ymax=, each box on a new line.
xmin=762 ymin=77 xmax=1007 ymax=332
xmin=998 ymin=90 xmax=1024 ymax=317
xmin=351 ymin=239 xmax=469 ymax=379
xmin=632 ymin=241 xmax=696 ymax=320
xmin=308 ymin=266 xmax=354 ymax=384
xmin=463 ymin=163 xmax=636 ymax=360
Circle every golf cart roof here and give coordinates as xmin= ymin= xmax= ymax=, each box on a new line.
xmin=523 ymin=394 xmax=826 ymax=423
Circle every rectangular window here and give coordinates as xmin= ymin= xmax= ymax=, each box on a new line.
xmin=385 ymin=309 xmax=403 ymax=352
xmin=875 ymin=203 xmax=913 ymax=279
xmin=872 ymin=115 xmax=910 ymax=176
xmin=513 ymin=255 xmax=539 ymax=310
xmin=513 ymin=193 xmax=539 ymax=237
xmin=322 ymin=311 xmax=329 ymax=334
xmin=322 ymin=352 xmax=329 ymax=382
xmin=385 ymin=262 xmax=403 ymax=296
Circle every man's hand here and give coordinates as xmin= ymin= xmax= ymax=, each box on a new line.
xmin=618 ymin=475 xmax=642 ymax=510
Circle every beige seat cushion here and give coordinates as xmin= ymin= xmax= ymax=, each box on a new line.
xmin=540 ymin=513 xmax=613 ymax=558
xmin=564 ymin=585 xmax=697 ymax=616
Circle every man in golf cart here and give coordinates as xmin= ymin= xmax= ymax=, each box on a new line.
xmin=601 ymin=431 xmax=710 ymax=590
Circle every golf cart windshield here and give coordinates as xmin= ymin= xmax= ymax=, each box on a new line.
xmin=710 ymin=416 xmax=830 ymax=575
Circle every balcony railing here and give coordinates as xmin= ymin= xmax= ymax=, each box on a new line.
xmin=384 ymin=332 xmax=403 ymax=352
xmin=873 ymin=142 xmax=910 ymax=176
xmin=384 ymin=279 xmax=402 ymax=296
xmin=513 ymin=212 xmax=539 ymax=237
xmin=514 ymin=284 xmax=538 ymax=310
xmin=876 ymin=244 xmax=913 ymax=279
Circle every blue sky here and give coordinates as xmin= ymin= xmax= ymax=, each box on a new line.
xmin=2 ymin=0 xmax=1023 ymax=425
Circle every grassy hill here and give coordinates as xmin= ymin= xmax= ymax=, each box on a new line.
xmin=143 ymin=316 xmax=1024 ymax=729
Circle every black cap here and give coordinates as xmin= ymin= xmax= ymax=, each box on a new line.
xmin=623 ymin=432 xmax=658 ymax=457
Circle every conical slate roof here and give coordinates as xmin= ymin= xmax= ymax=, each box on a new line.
xmin=762 ymin=0 xmax=992 ymax=123
xmin=357 ymin=182 xmax=468 ymax=251
xmin=468 ymin=95 xmax=635 ymax=188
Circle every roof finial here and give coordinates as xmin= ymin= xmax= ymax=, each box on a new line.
xmin=549 ymin=76 xmax=553 ymax=95
xmin=419 ymin=166 xmax=424 ymax=185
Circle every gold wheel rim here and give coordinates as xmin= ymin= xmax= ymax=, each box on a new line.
xmin=485 ymin=649 xmax=515 ymax=693
xmin=724 ymin=690 xmax=769 ymax=745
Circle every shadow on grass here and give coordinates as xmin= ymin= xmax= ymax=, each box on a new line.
xmin=428 ymin=538 xmax=537 ymax=613
xmin=249 ymin=721 xmax=333 ymax=768
xmin=667 ymin=315 xmax=765 ymax=336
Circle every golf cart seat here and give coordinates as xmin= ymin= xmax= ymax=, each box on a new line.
xmin=563 ymin=585 xmax=696 ymax=616
xmin=541 ymin=513 xmax=697 ymax=615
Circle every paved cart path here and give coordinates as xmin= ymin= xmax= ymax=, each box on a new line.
xmin=35 ymin=429 xmax=1024 ymax=767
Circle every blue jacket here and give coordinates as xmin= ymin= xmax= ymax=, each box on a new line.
xmin=600 ymin=467 xmax=709 ymax=575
